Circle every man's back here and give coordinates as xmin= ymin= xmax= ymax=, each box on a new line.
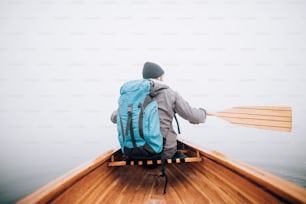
xmin=111 ymin=62 xmax=207 ymax=159
xmin=148 ymin=79 xmax=206 ymax=158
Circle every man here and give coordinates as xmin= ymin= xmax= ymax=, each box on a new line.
xmin=111 ymin=62 xmax=207 ymax=159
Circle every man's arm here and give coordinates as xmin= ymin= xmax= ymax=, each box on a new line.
xmin=110 ymin=109 xmax=118 ymax=124
xmin=174 ymin=92 xmax=207 ymax=124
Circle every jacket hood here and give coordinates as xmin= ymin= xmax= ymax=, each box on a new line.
xmin=150 ymin=79 xmax=169 ymax=93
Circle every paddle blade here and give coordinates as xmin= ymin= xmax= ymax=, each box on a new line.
xmin=210 ymin=106 xmax=292 ymax=132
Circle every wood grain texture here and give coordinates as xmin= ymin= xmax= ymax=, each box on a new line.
xmin=108 ymin=156 xmax=202 ymax=167
xmin=210 ymin=106 xmax=292 ymax=132
xmin=18 ymin=138 xmax=306 ymax=204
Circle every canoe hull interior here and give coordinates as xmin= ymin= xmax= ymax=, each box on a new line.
xmin=48 ymin=159 xmax=284 ymax=203
xmin=18 ymin=139 xmax=306 ymax=204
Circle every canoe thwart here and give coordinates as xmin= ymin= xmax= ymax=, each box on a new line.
xmin=17 ymin=139 xmax=306 ymax=204
xmin=108 ymin=149 xmax=202 ymax=167
xmin=108 ymin=156 xmax=202 ymax=167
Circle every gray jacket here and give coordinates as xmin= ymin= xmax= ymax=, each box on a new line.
xmin=111 ymin=80 xmax=206 ymax=158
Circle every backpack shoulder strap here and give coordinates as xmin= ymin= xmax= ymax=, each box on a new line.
xmin=148 ymin=79 xmax=181 ymax=134
xmin=138 ymin=94 xmax=154 ymax=140
xmin=174 ymin=112 xmax=181 ymax=134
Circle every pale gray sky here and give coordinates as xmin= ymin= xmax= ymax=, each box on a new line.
xmin=0 ymin=0 xmax=306 ymax=201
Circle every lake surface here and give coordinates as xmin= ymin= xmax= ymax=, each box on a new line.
xmin=1 ymin=0 xmax=306 ymax=203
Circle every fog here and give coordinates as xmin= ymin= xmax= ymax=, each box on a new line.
xmin=0 ymin=0 xmax=305 ymax=202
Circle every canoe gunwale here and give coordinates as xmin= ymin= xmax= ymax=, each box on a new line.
xmin=17 ymin=149 xmax=118 ymax=204
xmin=177 ymin=138 xmax=306 ymax=204
xmin=18 ymin=138 xmax=306 ymax=204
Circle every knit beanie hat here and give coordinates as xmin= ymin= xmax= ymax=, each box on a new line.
xmin=142 ymin=62 xmax=165 ymax=79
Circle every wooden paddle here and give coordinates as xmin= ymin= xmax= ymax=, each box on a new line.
xmin=208 ymin=106 xmax=292 ymax=132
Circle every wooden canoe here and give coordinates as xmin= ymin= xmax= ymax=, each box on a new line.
xmin=18 ymin=138 xmax=306 ymax=204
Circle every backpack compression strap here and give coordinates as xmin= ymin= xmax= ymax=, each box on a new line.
xmin=126 ymin=104 xmax=137 ymax=148
xmin=138 ymin=95 xmax=154 ymax=140
xmin=138 ymin=80 xmax=167 ymax=139
xmin=119 ymin=116 xmax=125 ymax=143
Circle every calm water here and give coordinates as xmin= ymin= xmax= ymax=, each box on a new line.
xmin=1 ymin=0 xmax=306 ymax=203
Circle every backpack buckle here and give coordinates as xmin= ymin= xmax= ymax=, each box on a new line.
xmin=128 ymin=104 xmax=132 ymax=113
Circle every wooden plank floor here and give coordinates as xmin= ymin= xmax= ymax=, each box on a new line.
xmin=50 ymin=157 xmax=283 ymax=204
xmin=18 ymin=139 xmax=306 ymax=204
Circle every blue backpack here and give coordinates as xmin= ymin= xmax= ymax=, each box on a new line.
xmin=116 ymin=79 xmax=164 ymax=159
